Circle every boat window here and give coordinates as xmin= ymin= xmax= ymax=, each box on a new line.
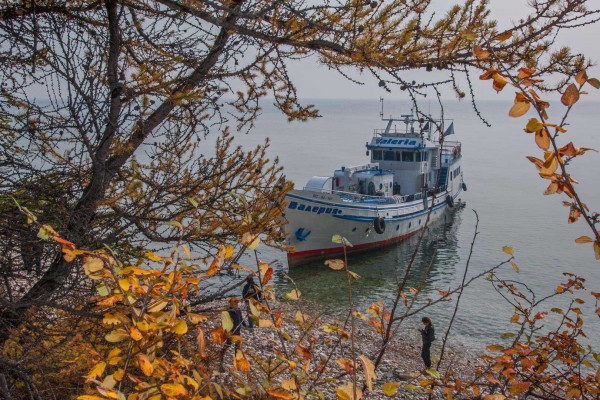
xmin=384 ymin=151 xmax=394 ymax=161
xmin=395 ymin=151 xmax=401 ymax=161
xmin=423 ymin=152 xmax=428 ymax=161
xmin=379 ymin=183 xmax=383 ymax=190
xmin=416 ymin=151 xmax=422 ymax=162
xmin=402 ymin=151 xmax=414 ymax=162
xmin=372 ymin=150 xmax=383 ymax=160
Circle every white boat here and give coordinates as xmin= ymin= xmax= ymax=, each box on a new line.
xmin=282 ymin=108 xmax=466 ymax=267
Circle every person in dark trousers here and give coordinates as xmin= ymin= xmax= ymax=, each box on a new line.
xmin=219 ymin=298 xmax=247 ymax=371
xmin=418 ymin=317 xmax=435 ymax=370
xmin=242 ymin=275 xmax=262 ymax=329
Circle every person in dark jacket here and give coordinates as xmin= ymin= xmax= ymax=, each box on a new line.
xmin=418 ymin=317 xmax=435 ymax=370
xmin=219 ymin=298 xmax=247 ymax=371
xmin=242 ymin=275 xmax=262 ymax=329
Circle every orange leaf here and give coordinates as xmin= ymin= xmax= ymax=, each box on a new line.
xmin=509 ymin=101 xmax=530 ymax=118
xmin=575 ymin=70 xmax=588 ymax=85
xmin=197 ymin=328 xmax=207 ymax=357
xmin=473 ymin=45 xmax=490 ymax=60
xmin=54 ymin=236 xmax=76 ymax=248
xmin=535 ymin=129 xmax=550 ymax=150
xmin=263 ymin=267 xmax=273 ymax=285
xmin=510 ymin=381 xmax=531 ymax=395
xmin=517 ymin=67 xmax=536 ymax=79
xmin=561 ymin=83 xmax=580 ymax=106
xmin=492 ymin=31 xmax=513 ymax=41
xmin=575 ymin=236 xmax=593 ymax=244
xmin=138 ymin=354 xmax=153 ymax=376
xmin=492 ymin=73 xmax=509 ymax=92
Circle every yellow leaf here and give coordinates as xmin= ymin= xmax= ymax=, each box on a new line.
xmin=324 ymin=259 xmax=345 ymax=270
xmin=171 ymin=319 xmax=188 ymax=335
xmin=511 ymin=261 xmax=520 ymax=273
xmin=86 ymin=361 xmax=106 ymax=379
xmin=83 ymin=257 xmax=104 ymax=273
xmin=225 ymin=244 xmax=234 ymax=258
xmin=259 ymin=319 xmax=274 ymax=328
xmin=575 ymin=236 xmax=593 ymax=244
xmin=118 ymin=278 xmax=131 ymax=292
xmin=145 ymin=251 xmax=163 ymax=262
xmin=147 ymin=299 xmax=168 ymax=312
xmin=221 ymin=311 xmax=234 ymax=332
xmin=285 ymin=289 xmax=301 ymax=301
xmin=382 ymin=382 xmax=400 ymax=396
xmin=188 ymin=197 xmax=199 ymax=208
xmin=247 ymin=236 xmax=261 ymax=250
xmin=426 ymin=368 xmax=440 ymax=379
xmin=160 ymin=383 xmax=187 ymax=397
xmin=37 ymin=224 xmax=58 ymax=240
xmin=487 ymin=344 xmax=504 ymax=352
xmin=524 ymin=118 xmax=543 ymax=133
xmin=113 ymin=369 xmax=125 ymax=381
xmin=359 ymin=355 xmax=377 ymax=391
xmin=483 ymin=396 xmax=506 ymax=400
xmin=561 ymin=83 xmax=580 ymax=106
xmin=502 ymin=246 xmax=514 ymax=256
xmin=281 ymin=378 xmax=297 ymax=391
xmin=188 ymin=313 xmax=207 ymax=324
xmin=138 ymin=354 xmax=153 ymax=376
xmin=77 ymin=396 xmax=107 ymax=400
xmin=184 ymin=375 xmax=199 ymax=390
xmin=594 ymin=241 xmax=600 ymax=260
xmin=336 ymin=382 xmax=362 ymax=400
xmin=348 ymin=271 xmax=361 ymax=280
xmin=180 ymin=244 xmax=191 ymax=259
xmin=105 ymin=330 xmax=130 ymax=343
xmin=332 ymin=235 xmax=353 ymax=247
xmin=130 ymin=326 xmax=143 ymax=341
xmin=165 ymin=220 xmax=183 ymax=231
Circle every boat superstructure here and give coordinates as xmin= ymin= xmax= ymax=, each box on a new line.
xmin=283 ymin=108 xmax=465 ymax=266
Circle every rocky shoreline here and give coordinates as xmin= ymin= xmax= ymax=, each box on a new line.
xmin=200 ymin=297 xmax=483 ymax=399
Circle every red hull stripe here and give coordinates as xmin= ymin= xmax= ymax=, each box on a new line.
xmin=287 ymin=229 xmax=423 ymax=266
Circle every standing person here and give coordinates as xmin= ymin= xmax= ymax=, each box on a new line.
xmin=242 ymin=275 xmax=262 ymax=329
xmin=418 ymin=317 xmax=435 ymax=371
xmin=219 ymin=298 xmax=247 ymax=372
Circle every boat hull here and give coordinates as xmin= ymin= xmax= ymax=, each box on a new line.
xmin=283 ymin=186 xmax=463 ymax=266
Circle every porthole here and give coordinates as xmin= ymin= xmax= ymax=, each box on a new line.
xmin=396 ymin=225 xmax=400 ymax=231
xmin=352 ymin=227 xmax=357 ymax=232
xmin=419 ymin=219 xmax=421 ymax=225
xmin=409 ymin=222 xmax=412 ymax=228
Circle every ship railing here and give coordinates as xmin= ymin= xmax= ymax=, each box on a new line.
xmin=304 ymin=187 xmax=448 ymax=204
xmin=441 ymin=140 xmax=462 ymax=165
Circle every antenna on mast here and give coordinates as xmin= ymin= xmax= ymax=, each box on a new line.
xmin=379 ymin=97 xmax=384 ymax=119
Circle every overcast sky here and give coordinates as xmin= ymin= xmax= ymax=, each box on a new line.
xmin=286 ymin=0 xmax=600 ymax=101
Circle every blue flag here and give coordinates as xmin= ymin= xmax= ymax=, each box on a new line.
xmin=443 ymin=122 xmax=454 ymax=137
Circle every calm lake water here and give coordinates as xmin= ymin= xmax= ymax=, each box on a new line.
xmin=231 ymin=99 xmax=600 ymax=350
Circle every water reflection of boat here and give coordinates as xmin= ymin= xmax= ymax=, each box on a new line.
xmin=283 ymin=107 xmax=466 ymax=267
xmin=280 ymin=204 xmax=465 ymax=310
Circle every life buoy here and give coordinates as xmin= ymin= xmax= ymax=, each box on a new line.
xmin=446 ymin=195 xmax=454 ymax=208
xmin=374 ymin=217 xmax=385 ymax=234
xmin=462 ymin=182 xmax=467 ymax=191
